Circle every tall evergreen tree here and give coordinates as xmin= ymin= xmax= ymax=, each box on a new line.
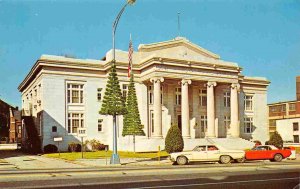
xmin=99 ymin=63 xmax=127 ymax=116
xmin=122 ymin=73 xmax=145 ymax=152
xmin=99 ymin=62 xmax=127 ymax=164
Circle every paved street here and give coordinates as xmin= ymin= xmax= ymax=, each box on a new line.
xmin=0 ymin=151 xmax=300 ymax=189
xmin=0 ymin=165 xmax=299 ymax=189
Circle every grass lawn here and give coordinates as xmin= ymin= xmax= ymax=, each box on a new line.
xmin=44 ymin=151 xmax=169 ymax=161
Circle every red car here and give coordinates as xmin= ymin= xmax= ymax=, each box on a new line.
xmin=245 ymin=145 xmax=291 ymax=162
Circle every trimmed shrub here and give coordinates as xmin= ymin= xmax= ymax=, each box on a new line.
xmin=75 ymin=143 xmax=82 ymax=152
xmin=268 ymin=131 xmax=283 ymax=149
xmin=89 ymin=139 xmax=105 ymax=151
xmin=68 ymin=142 xmax=82 ymax=152
xmin=165 ymin=124 xmax=184 ymax=154
xmin=44 ymin=144 xmax=58 ymax=153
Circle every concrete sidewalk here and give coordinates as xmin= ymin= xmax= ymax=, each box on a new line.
xmin=73 ymin=157 xmax=171 ymax=167
xmin=0 ymin=150 xmax=171 ymax=170
xmin=1 ymin=150 xmax=300 ymax=170
xmin=0 ymin=151 xmax=87 ymax=170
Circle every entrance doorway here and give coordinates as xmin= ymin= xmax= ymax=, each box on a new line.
xmin=177 ymin=115 xmax=182 ymax=132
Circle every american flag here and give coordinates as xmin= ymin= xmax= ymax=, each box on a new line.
xmin=128 ymin=35 xmax=133 ymax=78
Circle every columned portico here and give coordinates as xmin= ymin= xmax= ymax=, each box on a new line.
xmin=150 ymin=77 xmax=164 ymax=138
xmin=230 ymin=83 xmax=240 ymax=138
xmin=206 ymin=81 xmax=217 ymax=138
xmin=181 ymin=79 xmax=192 ymax=138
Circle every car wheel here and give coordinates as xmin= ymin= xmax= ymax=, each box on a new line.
xmin=220 ymin=155 xmax=231 ymax=164
xmin=273 ymin=154 xmax=283 ymax=162
xmin=176 ymin=156 xmax=188 ymax=165
xmin=235 ymin=157 xmax=245 ymax=163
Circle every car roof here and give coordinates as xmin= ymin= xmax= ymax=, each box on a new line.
xmin=256 ymin=145 xmax=278 ymax=150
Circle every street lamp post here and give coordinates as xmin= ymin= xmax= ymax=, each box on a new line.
xmin=110 ymin=0 xmax=136 ymax=165
xmin=112 ymin=0 xmax=136 ymax=63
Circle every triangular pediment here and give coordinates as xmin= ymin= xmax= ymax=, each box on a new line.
xmin=138 ymin=37 xmax=220 ymax=60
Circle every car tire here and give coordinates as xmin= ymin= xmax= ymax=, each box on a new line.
xmin=176 ymin=156 xmax=188 ymax=165
xmin=235 ymin=157 xmax=245 ymax=163
xmin=220 ymin=155 xmax=231 ymax=164
xmin=273 ymin=154 xmax=283 ymax=162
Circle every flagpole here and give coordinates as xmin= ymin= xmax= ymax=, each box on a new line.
xmin=128 ymin=34 xmax=133 ymax=78
xmin=130 ymin=33 xmax=132 ymax=77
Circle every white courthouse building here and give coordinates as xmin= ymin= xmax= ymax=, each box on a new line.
xmin=19 ymin=37 xmax=270 ymax=152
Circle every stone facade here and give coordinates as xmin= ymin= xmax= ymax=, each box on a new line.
xmin=18 ymin=38 xmax=270 ymax=151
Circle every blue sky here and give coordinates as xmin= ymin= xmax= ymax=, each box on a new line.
xmin=0 ymin=0 xmax=299 ymax=107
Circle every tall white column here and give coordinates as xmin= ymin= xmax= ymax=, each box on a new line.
xmin=181 ymin=79 xmax=192 ymax=138
xmin=206 ymin=81 xmax=217 ymax=138
xmin=230 ymin=83 xmax=240 ymax=138
xmin=150 ymin=77 xmax=164 ymax=138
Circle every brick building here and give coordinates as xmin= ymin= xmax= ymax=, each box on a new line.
xmin=9 ymin=108 xmax=22 ymax=143
xmin=0 ymin=99 xmax=22 ymax=143
xmin=268 ymin=76 xmax=300 ymax=143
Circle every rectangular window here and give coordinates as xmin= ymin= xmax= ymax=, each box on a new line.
xmin=270 ymin=106 xmax=277 ymax=112
xmin=97 ymin=88 xmax=102 ymax=101
xmin=52 ymin=126 xmax=57 ymax=132
xmin=282 ymin=104 xmax=286 ymax=112
xmin=122 ymin=84 xmax=128 ymax=102
xmin=244 ymin=117 xmax=253 ymax=133
xmin=289 ymin=103 xmax=296 ymax=111
xmin=98 ymin=119 xmax=103 ymax=132
xmin=200 ymin=115 xmax=207 ymax=132
xmin=148 ymin=85 xmax=153 ymax=104
xmin=294 ymin=135 xmax=299 ymax=143
xmin=175 ymin=87 xmax=181 ymax=105
xmin=224 ymin=116 xmax=231 ymax=128
xmin=269 ymin=119 xmax=276 ymax=126
xmin=199 ymin=89 xmax=207 ymax=106
xmin=68 ymin=113 xmax=84 ymax=134
xmin=150 ymin=111 xmax=154 ymax=133
xmin=148 ymin=85 xmax=163 ymax=105
xmin=67 ymin=90 xmax=70 ymax=103
xmin=224 ymin=91 xmax=230 ymax=107
xmin=18 ymin=126 xmax=22 ymax=134
xmin=67 ymin=84 xmax=84 ymax=104
xmin=244 ymin=95 xmax=253 ymax=111
xmin=293 ymin=122 xmax=299 ymax=131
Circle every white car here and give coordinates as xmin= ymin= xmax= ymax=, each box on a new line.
xmin=169 ymin=144 xmax=245 ymax=165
